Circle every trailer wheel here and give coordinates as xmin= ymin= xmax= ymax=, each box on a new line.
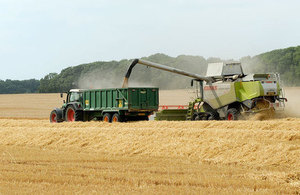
xmin=112 ymin=113 xmax=122 ymax=122
xmin=65 ymin=106 xmax=82 ymax=122
xmin=50 ymin=110 xmax=58 ymax=123
xmin=103 ymin=113 xmax=112 ymax=122
xmin=226 ymin=108 xmax=239 ymax=120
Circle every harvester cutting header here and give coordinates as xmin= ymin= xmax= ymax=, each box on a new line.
xmin=122 ymin=59 xmax=287 ymax=120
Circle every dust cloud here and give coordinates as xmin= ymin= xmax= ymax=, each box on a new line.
xmin=240 ymin=59 xmax=300 ymax=118
xmin=284 ymin=87 xmax=300 ymax=117
xmin=77 ymin=71 xmax=122 ymax=89
xmin=77 ymin=71 xmax=156 ymax=89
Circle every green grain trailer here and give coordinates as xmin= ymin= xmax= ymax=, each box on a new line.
xmin=50 ymin=87 xmax=159 ymax=123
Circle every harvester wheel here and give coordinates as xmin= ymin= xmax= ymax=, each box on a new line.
xmin=65 ymin=106 xmax=83 ymax=122
xmin=103 ymin=113 xmax=112 ymax=122
xmin=208 ymin=112 xmax=219 ymax=120
xmin=112 ymin=113 xmax=122 ymax=122
xmin=226 ymin=108 xmax=239 ymax=120
xmin=194 ymin=115 xmax=204 ymax=120
xmin=192 ymin=114 xmax=198 ymax=120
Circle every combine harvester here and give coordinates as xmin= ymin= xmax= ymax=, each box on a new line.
xmin=122 ymin=59 xmax=287 ymax=120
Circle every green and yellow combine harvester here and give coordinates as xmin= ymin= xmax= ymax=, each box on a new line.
xmin=122 ymin=59 xmax=287 ymax=121
xmin=50 ymin=59 xmax=287 ymax=122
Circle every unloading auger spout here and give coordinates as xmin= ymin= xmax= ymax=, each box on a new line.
xmin=122 ymin=59 xmax=213 ymax=88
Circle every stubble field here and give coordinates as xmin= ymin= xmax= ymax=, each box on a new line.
xmin=0 ymin=89 xmax=299 ymax=194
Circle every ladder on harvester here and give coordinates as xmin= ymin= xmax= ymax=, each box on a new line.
xmin=186 ymin=98 xmax=202 ymax=120
xmin=186 ymin=102 xmax=195 ymax=120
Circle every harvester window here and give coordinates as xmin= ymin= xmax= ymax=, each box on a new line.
xmin=69 ymin=92 xmax=82 ymax=102
xmin=254 ymin=74 xmax=276 ymax=81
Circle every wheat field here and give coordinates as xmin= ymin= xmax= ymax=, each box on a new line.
xmin=0 ymin=90 xmax=299 ymax=194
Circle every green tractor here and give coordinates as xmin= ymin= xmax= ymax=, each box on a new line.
xmin=123 ymin=59 xmax=287 ymax=120
xmin=50 ymin=87 xmax=159 ymax=123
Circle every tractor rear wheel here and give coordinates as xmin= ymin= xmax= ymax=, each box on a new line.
xmin=65 ymin=106 xmax=82 ymax=122
xmin=226 ymin=108 xmax=239 ymax=120
xmin=103 ymin=113 xmax=112 ymax=122
xmin=112 ymin=113 xmax=122 ymax=122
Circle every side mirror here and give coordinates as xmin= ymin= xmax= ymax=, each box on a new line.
xmin=60 ymin=93 xmax=63 ymax=98
xmin=191 ymin=80 xmax=194 ymax=87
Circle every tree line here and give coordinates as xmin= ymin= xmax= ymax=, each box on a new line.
xmin=1 ymin=46 xmax=300 ymax=94
xmin=0 ymin=79 xmax=40 ymax=94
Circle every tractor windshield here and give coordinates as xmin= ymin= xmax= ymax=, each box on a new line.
xmin=69 ymin=92 xmax=83 ymax=103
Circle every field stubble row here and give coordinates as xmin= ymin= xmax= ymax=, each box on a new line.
xmin=0 ymin=119 xmax=299 ymax=194
xmin=0 ymin=89 xmax=299 ymax=194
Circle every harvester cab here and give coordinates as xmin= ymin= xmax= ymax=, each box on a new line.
xmin=191 ymin=62 xmax=245 ymax=102
xmin=123 ymin=59 xmax=287 ymax=121
xmin=206 ymin=62 xmax=244 ymax=81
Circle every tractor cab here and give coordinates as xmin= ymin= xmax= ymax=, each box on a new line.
xmin=60 ymin=89 xmax=84 ymax=104
xmin=67 ymin=89 xmax=83 ymax=103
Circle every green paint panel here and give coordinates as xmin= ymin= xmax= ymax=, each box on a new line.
xmin=234 ymin=81 xmax=264 ymax=101
xmin=82 ymin=88 xmax=159 ymax=112
xmin=203 ymin=81 xmax=271 ymax=109
xmin=128 ymin=88 xmax=159 ymax=110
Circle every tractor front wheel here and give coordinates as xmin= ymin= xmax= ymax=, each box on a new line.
xmin=50 ymin=110 xmax=58 ymax=123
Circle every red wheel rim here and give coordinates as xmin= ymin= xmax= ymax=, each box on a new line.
xmin=51 ymin=113 xmax=57 ymax=123
xmin=112 ymin=116 xmax=118 ymax=122
xmin=104 ymin=116 xmax=109 ymax=122
xmin=67 ymin=109 xmax=75 ymax=122
xmin=227 ymin=113 xmax=233 ymax=120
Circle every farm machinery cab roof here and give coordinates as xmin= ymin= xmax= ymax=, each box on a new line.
xmin=59 ymin=89 xmax=84 ymax=103
xmin=206 ymin=62 xmax=244 ymax=81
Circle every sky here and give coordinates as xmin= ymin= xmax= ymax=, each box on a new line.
xmin=0 ymin=0 xmax=300 ymax=80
